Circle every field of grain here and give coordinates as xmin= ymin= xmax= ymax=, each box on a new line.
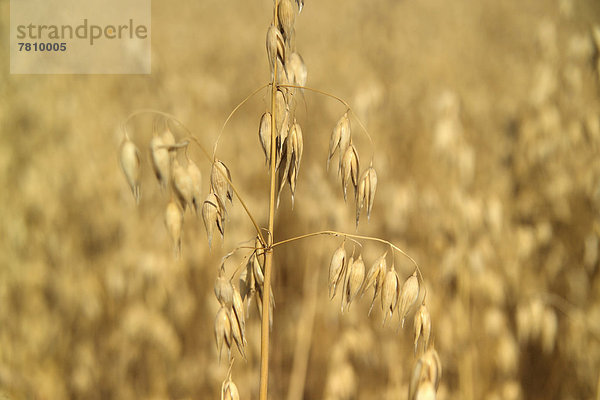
xmin=1 ymin=0 xmax=600 ymax=399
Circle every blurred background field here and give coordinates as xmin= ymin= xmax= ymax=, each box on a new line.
xmin=1 ymin=0 xmax=600 ymax=399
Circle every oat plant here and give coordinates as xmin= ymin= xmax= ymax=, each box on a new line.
xmin=118 ymin=1 xmax=441 ymax=399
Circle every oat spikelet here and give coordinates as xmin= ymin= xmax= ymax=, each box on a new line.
xmin=222 ymin=377 xmax=240 ymax=400
xmin=231 ymin=285 xmax=246 ymax=344
xmin=202 ymin=193 xmax=225 ymax=249
xmin=187 ymin=159 xmax=202 ymax=214
xmin=258 ymin=112 xmax=272 ymax=166
xmin=356 ymin=166 xmax=377 ymax=226
xmin=266 ymin=24 xmax=285 ymax=80
xmin=328 ymin=243 xmax=347 ymax=299
xmin=150 ymin=135 xmax=171 ymax=189
xmin=119 ymin=135 xmax=141 ymax=204
xmin=214 ymin=306 xmax=232 ymax=363
xmin=399 ymin=271 xmax=420 ymax=328
xmin=295 ymin=0 xmax=304 ymax=13
xmin=215 ymin=266 xmax=233 ymax=307
xmin=356 ymin=171 xmax=367 ymax=226
xmin=363 ymin=252 xmax=387 ymax=315
xmin=229 ymin=308 xmax=246 ymax=359
xmin=345 ymin=254 xmax=365 ymax=309
xmin=172 ymin=159 xmax=194 ymax=211
xmin=275 ymin=90 xmax=288 ymax=139
xmin=211 ymin=159 xmax=233 ymax=205
xmin=341 ymin=255 xmax=354 ymax=312
xmin=381 ymin=268 xmax=400 ymax=324
xmin=366 ymin=166 xmax=377 ymax=219
xmin=286 ymin=120 xmax=303 ymax=207
xmin=327 ymin=113 xmax=351 ymax=171
xmin=341 ymin=144 xmax=359 ymax=202
xmin=165 ymin=200 xmax=183 ymax=258
xmin=277 ymin=0 xmax=296 ymax=42
xmin=286 ymin=52 xmax=307 ymax=88
xmin=409 ymin=347 xmax=442 ymax=400
xmin=414 ymin=302 xmax=432 ymax=354
xmin=239 ymin=258 xmax=256 ymax=313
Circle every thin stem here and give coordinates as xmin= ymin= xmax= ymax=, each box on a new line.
xmin=212 ymin=83 xmax=271 ymax=159
xmin=271 ymin=230 xmax=424 ymax=282
xmin=259 ymin=1 xmax=279 ymax=398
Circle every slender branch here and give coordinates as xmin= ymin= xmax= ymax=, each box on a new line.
xmin=213 ymin=83 xmax=271 ymax=159
xmin=271 ymin=230 xmax=424 ymax=282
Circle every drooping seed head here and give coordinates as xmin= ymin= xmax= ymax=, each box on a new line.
xmin=345 ymin=255 xmax=365 ymax=309
xmin=381 ymin=268 xmax=400 ymax=324
xmin=275 ymin=90 xmax=288 ymax=138
xmin=291 ymin=120 xmax=304 ymax=169
xmin=172 ymin=159 xmax=194 ymax=211
xmin=211 ymin=159 xmax=233 ymax=205
xmin=214 ymin=267 xmax=233 ymax=308
xmin=287 ymin=52 xmax=307 ymax=88
xmin=187 ymin=159 xmax=202 ymax=214
xmin=223 ymin=379 xmax=240 ymax=400
xmin=277 ymin=0 xmax=296 ymax=42
xmin=341 ymin=144 xmax=359 ymax=202
xmin=363 ymin=252 xmax=387 ymax=314
xmin=258 ymin=112 xmax=272 ymax=166
xmin=231 ymin=286 xmax=246 ymax=344
xmin=414 ymin=302 xmax=432 ymax=354
xmin=366 ymin=167 xmax=377 ymax=219
xmin=119 ymin=135 xmax=141 ymax=204
xmin=150 ymin=135 xmax=171 ymax=189
xmin=328 ymin=243 xmax=347 ymax=299
xmin=337 ymin=113 xmax=351 ymax=170
xmin=356 ymin=172 xmax=367 ymax=227
xmin=165 ymin=200 xmax=183 ymax=258
xmin=340 ymin=255 xmax=354 ymax=313
xmin=409 ymin=347 xmax=442 ymax=400
xmin=327 ymin=113 xmax=351 ymax=171
xmin=202 ymin=193 xmax=225 ymax=249
xmin=399 ymin=272 xmax=420 ymax=328
xmin=214 ymin=306 xmax=231 ymax=363
xmin=266 ymin=24 xmax=285 ymax=79
xmin=239 ymin=258 xmax=256 ymax=310
xmin=229 ymin=308 xmax=246 ymax=360
xmin=276 ymin=133 xmax=293 ymax=207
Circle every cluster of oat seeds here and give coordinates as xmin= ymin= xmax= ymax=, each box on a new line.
xmin=327 ymin=112 xmax=378 ymax=226
xmin=327 ymin=241 xmax=440 ymax=399
xmin=214 ymin=265 xmax=247 ymax=362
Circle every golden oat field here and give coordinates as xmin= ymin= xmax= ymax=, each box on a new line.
xmin=1 ymin=0 xmax=600 ymax=399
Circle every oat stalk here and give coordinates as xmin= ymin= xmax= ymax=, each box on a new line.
xmin=258 ymin=1 xmax=281 ymax=398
